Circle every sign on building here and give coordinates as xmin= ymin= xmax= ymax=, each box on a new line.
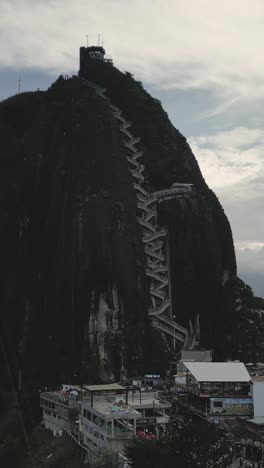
xmin=210 ymin=398 xmax=253 ymax=416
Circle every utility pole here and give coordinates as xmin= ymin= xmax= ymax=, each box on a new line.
xmin=18 ymin=368 xmax=22 ymax=392
xmin=18 ymin=75 xmax=21 ymax=94
xmin=86 ymin=34 xmax=89 ymax=47
xmin=167 ymin=232 xmax=172 ymax=321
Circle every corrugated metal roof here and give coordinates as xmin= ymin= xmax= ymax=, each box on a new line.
xmin=182 ymin=362 xmax=251 ymax=382
xmin=82 ymin=383 xmax=126 ymax=392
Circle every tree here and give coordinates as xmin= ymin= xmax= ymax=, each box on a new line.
xmin=89 ymin=448 xmax=123 ymax=468
xmin=125 ymin=437 xmax=175 ymax=468
xmin=126 ymin=410 xmax=231 ymax=468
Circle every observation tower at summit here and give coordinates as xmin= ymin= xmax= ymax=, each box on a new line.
xmin=79 ymin=44 xmax=113 ymax=75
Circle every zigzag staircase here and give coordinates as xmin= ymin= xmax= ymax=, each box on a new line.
xmin=79 ymin=77 xmax=192 ymax=349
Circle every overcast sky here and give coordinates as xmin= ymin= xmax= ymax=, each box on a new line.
xmin=1 ymin=0 xmax=263 ymax=297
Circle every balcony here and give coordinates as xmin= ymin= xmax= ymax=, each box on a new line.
xmin=105 ymin=419 xmax=135 ymax=440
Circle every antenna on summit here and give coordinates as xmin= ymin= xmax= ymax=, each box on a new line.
xmin=98 ymin=33 xmax=100 ymax=46
xmin=18 ymin=75 xmax=21 ymax=94
xmin=86 ymin=34 xmax=89 ymax=47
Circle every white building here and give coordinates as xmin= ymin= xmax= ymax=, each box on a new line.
xmin=249 ymin=376 xmax=264 ymax=425
xmin=175 ymin=362 xmax=253 ymax=419
xmin=40 ymin=382 xmax=171 ymax=462
xmin=79 ymin=384 xmax=171 ymax=455
xmin=79 ymin=384 xmax=139 ymax=455
xmin=40 ymin=386 xmax=80 ymax=435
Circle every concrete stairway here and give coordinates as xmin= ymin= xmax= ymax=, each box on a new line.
xmin=79 ymin=76 xmax=191 ymax=348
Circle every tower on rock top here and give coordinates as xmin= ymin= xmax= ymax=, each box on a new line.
xmin=79 ymin=45 xmax=113 ymax=75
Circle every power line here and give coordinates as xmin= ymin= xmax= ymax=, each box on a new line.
xmin=23 ymin=391 xmax=46 ymax=467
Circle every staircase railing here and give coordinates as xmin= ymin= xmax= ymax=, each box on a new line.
xmin=79 ymin=76 xmax=191 ymax=348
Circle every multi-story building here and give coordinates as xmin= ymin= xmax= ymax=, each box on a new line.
xmin=79 ymin=384 xmax=140 ymax=455
xmin=40 ymin=382 xmax=171 ymax=461
xmin=79 ymin=384 xmax=171 ymax=454
xmin=40 ymin=386 xmax=81 ymax=434
xmin=175 ymin=361 xmax=253 ymax=420
xmin=124 ymin=390 xmax=171 ymax=436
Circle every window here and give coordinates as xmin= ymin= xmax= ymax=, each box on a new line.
xmin=94 ymin=415 xmax=100 ymax=425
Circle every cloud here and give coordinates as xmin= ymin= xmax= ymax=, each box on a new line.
xmin=1 ymin=0 xmax=264 ymax=106
xmin=189 ymin=126 xmax=264 ymax=297
xmin=189 ymin=126 xmax=264 ymax=189
xmin=236 ymin=241 xmax=264 ymax=251
xmin=235 ymin=244 xmax=264 ymax=297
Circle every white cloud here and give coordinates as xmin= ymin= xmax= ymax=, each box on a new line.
xmin=236 ymin=244 xmax=264 ymax=277
xmin=235 ymin=244 xmax=264 ymax=297
xmin=1 ymin=0 xmax=264 ymax=105
xmin=189 ymin=127 xmax=264 ymax=190
xmin=189 ymin=126 xmax=264 ymax=296
xmin=236 ymin=241 xmax=264 ymax=251
xmin=191 ymin=127 xmax=264 ymax=150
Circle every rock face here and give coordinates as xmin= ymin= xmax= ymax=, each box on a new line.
xmin=77 ymin=63 xmax=237 ymax=354
xmin=0 ymin=78 xmax=149 ymax=384
xmin=0 ymin=63 xmax=262 ymax=385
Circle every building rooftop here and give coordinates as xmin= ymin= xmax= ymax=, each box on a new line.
xmin=183 ymin=361 xmax=251 ymax=383
xmin=41 ymin=390 xmax=71 ymax=400
xmin=84 ymin=399 xmax=140 ymax=420
xmin=82 ymin=392 xmax=170 ymax=420
xmin=81 ymin=383 xmax=126 ymax=392
xmin=83 ymin=46 xmax=106 ymax=53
